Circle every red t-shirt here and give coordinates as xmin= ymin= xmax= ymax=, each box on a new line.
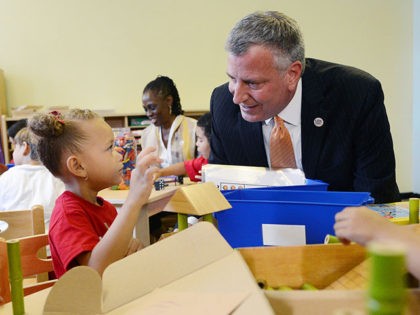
xmin=49 ymin=191 xmax=117 ymax=278
xmin=184 ymin=156 xmax=208 ymax=182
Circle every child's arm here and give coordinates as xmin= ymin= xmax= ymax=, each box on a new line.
xmin=156 ymin=162 xmax=186 ymax=178
xmin=334 ymin=206 xmax=420 ymax=280
xmin=77 ymin=147 xmax=160 ymax=276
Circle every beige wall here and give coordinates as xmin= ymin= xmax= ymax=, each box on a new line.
xmin=0 ymin=0 xmax=413 ymax=192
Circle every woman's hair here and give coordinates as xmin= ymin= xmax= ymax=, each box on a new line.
xmin=14 ymin=127 xmax=39 ymax=161
xmin=197 ymin=112 xmax=211 ymax=142
xmin=142 ymin=75 xmax=184 ymax=116
xmin=226 ymin=11 xmax=305 ymax=74
xmin=28 ymin=109 xmax=100 ymax=177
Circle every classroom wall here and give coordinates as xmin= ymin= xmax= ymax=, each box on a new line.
xmin=414 ymin=0 xmax=420 ymax=193
xmin=0 ymin=0 xmax=414 ymax=193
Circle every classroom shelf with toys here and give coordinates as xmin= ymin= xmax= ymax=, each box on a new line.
xmin=0 ymin=111 xmax=207 ymax=164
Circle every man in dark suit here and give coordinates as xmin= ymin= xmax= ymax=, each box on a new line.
xmin=209 ymin=11 xmax=399 ymax=203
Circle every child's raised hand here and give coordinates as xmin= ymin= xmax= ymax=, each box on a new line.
xmin=126 ymin=147 xmax=161 ymax=207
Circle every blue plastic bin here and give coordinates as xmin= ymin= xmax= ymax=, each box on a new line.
xmin=252 ymin=179 xmax=328 ymax=192
xmin=221 ymin=179 xmax=328 ymax=193
xmin=215 ymin=189 xmax=373 ymax=248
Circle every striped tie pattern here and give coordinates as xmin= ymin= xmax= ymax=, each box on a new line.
xmin=270 ymin=116 xmax=297 ymax=169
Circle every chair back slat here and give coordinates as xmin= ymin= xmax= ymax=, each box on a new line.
xmin=19 ymin=234 xmax=51 ymax=277
xmin=0 ymin=234 xmax=55 ymax=305
xmin=0 ymin=205 xmax=55 ymax=305
xmin=0 ymin=205 xmax=45 ymax=240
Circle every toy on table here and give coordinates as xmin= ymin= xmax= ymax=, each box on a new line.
xmin=367 ymin=241 xmax=407 ymax=315
xmin=367 ymin=199 xmax=419 ymax=225
xmin=111 ymin=128 xmax=136 ymax=190
xmin=163 ymin=182 xmax=231 ymax=231
xmin=154 ymin=175 xmax=184 ymax=191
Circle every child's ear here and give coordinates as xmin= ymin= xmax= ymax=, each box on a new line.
xmin=66 ymin=155 xmax=87 ymax=179
xmin=22 ymin=142 xmax=31 ymax=156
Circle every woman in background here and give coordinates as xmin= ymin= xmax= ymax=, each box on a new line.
xmin=141 ymin=76 xmax=197 ymax=167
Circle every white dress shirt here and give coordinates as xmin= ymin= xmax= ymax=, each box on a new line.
xmin=263 ymin=79 xmax=302 ymax=170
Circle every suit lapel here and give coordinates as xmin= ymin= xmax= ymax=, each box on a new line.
xmin=238 ymin=112 xmax=267 ymax=167
xmin=301 ymin=60 xmax=331 ymax=178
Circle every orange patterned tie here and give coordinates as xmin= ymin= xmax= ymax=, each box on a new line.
xmin=270 ymin=116 xmax=297 ymax=169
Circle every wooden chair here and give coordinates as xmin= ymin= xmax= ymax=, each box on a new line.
xmin=0 ymin=205 xmax=51 ymax=304
xmin=0 ymin=234 xmax=55 ymax=305
xmin=0 ymin=205 xmax=45 ymax=240
xmin=0 ymin=114 xmax=9 ymax=164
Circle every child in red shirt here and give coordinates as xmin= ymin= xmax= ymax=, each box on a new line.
xmin=157 ymin=112 xmax=211 ymax=182
xmin=28 ymin=109 xmax=160 ymax=278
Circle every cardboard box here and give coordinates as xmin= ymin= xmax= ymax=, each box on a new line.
xmin=216 ymin=189 xmax=373 ymax=247
xmin=238 ymin=244 xmax=420 ymax=314
xmin=43 ymin=222 xmax=274 ymax=314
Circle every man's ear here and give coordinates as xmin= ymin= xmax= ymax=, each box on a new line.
xmin=66 ymin=155 xmax=87 ymax=179
xmin=285 ymin=61 xmax=302 ymax=91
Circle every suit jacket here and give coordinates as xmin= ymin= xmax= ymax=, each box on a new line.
xmin=209 ymin=58 xmax=399 ymax=203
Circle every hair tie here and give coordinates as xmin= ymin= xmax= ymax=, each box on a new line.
xmin=49 ymin=110 xmax=65 ymax=125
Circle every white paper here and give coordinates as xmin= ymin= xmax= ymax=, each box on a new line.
xmin=202 ymin=164 xmax=306 ymax=191
xmin=262 ymin=224 xmax=306 ymax=246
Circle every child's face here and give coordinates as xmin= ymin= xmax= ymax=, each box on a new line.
xmin=78 ymin=119 xmax=123 ymax=190
xmin=195 ymin=126 xmax=210 ymax=159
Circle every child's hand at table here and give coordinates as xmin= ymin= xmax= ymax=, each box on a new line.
xmin=334 ymin=206 xmax=399 ymax=246
xmin=194 ymin=170 xmax=202 ymax=181
xmin=126 ymin=147 xmax=161 ymax=208
xmin=125 ymin=238 xmax=144 ymax=256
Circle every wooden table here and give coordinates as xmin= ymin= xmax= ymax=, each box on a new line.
xmin=98 ymin=181 xmax=192 ymax=246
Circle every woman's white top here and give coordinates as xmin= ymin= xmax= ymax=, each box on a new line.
xmin=140 ymin=115 xmax=197 ymax=168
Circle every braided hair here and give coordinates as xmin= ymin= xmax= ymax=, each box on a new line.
xmin=142 ymin=76 xmax=184 ymax=116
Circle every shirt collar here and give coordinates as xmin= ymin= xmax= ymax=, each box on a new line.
xmin=264 ymin=78 xmax=302 ymax=126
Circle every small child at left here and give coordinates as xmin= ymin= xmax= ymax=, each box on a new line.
xmin=0 ymin=127 xmax=65 ymax=230
xmin=28 ymin=109 xmax=161 ymax=278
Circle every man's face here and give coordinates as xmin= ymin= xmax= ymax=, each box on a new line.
xmin=227 ymin=45 xmax=298 ymax=122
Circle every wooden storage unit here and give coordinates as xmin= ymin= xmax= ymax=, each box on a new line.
xmin=238 ymin=244 xmax=420 ymax=314
xmin=0 ymin=111 xmax=207 ymax=164
xmin=238 ymin=244 xmax=367 ymax=290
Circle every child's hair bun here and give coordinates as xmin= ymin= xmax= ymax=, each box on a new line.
xmin=28 ymin=113 xmax=65 ymax=138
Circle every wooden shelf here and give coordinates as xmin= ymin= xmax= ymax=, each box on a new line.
xmin=0 ymin=111 xmax=207 ymax=164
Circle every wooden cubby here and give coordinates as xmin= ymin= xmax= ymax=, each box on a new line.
xmin=0 ymin=111 xmax=207 ymax=164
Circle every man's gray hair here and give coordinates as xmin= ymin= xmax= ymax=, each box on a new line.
xmin=226 ymin=11 xmax=305 ymax=74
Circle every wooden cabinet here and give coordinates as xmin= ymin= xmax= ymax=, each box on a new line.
xmin=0 ymin=111 xmax=207 ymax=164
xmin=103 ymin=111 xmax=205 ymax=129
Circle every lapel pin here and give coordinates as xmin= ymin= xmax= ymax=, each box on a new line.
xmin=314 ymin=117 xmax=324 ymax=127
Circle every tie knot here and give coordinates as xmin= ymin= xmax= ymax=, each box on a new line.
xmin=273 ymin=116 xmax=285 ymax=128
